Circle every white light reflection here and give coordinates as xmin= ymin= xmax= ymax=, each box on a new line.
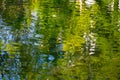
xmin=85 ymin=0 xmax=95 ymax=7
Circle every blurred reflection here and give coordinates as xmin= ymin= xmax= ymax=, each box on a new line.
xmin=0 ymin=0 xmax=120 ymax=80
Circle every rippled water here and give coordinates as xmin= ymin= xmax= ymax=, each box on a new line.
xmin=0 ymin=0 xmax=120 ymax=80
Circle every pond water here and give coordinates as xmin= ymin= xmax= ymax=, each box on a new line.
xmin=0 ymin=0 xmax=120 ymax=80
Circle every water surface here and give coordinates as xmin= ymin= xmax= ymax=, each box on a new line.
xmin=0 ymin=0 xmax=120 ymax=80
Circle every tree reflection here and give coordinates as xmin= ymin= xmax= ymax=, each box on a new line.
xmin=0 ymin=0 xmax=120 ymax=80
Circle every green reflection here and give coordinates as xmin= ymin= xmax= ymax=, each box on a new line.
xmin=0 ymin=0 xmax=120 ymax=80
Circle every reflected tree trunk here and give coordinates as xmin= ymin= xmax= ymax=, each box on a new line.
xmin=119 ymin=0 xmax=120 ymax=11
xmin=76 ymin=0 xmax=82 ymax=12
xmin=109 ymin=0 xmax=114 ymax=11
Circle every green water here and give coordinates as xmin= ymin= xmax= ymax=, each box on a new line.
xmin=0 ymin=0 xmax=120 ymax=80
